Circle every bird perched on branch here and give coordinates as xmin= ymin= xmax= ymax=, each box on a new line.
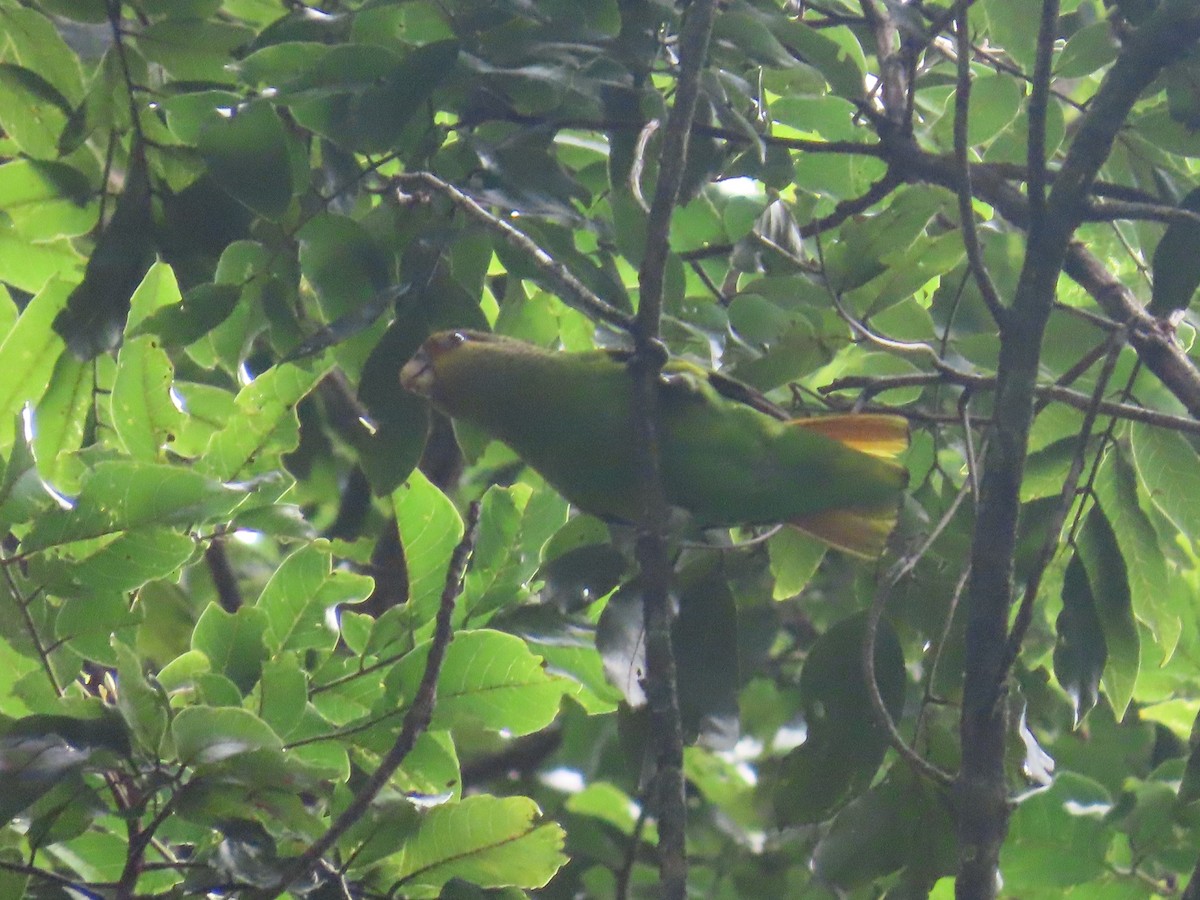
xmin=401 ymin=330 xmax=909 ymax=557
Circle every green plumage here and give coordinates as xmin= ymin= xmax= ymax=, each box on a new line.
xmin=402 ymin=331 xmax=909 ymax=556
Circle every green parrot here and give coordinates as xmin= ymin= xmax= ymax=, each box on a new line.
xmin=401 ymin=330 xmax=909 ymax=557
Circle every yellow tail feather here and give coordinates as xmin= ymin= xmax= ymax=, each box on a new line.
xmin=790 ymin=414 xmax=910 ymax=459
xmin=789 ymin=505 xmax=900 ymax=559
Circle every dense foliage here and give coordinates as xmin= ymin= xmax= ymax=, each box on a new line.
xmin=2 ymin=0 xmax=1200 ymax=897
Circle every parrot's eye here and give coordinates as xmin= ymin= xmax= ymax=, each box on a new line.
xmin=448 ymin=331 xmax=468 ymax=348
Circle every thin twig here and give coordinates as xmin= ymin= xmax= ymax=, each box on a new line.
xmin=0 ymin=860 xmax=106 ymax=900
xmin=630 ymin=120 xmax=660 ymax=214
xmin=0 ymin=549 xmax=62 ymax=695
xmin=615 ymin=793 xmax=652 ymax=900
xmin=801 ymin=171 xmax=901 ymax=238
xmin=256 ymin=503 xmax=481 ymax=899
xmin=960 ymin=391 xmax=981 ymax=504
xmin=953 ymin=0 xmax=1006 ymax=324
xmin=394 ymin=172 xmax=633 ymax=332
xmin=821 ymin=370 xmax=1200 ymax=435
xmin=1027 ymin=0 xmax=1061 ymax=227
xmin=863 ymin=580 xmax=956 ymax=788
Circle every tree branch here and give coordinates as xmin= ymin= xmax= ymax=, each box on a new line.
xmin=1026 ymin=0 xmax=1060 ymax=227
xmin=953 ymin=0 xmax=1006 ymax=324
xmin=629 ymin=4 xmax=717 ymax=897
xmin=394 ymin=172 xmax=634 ymax=332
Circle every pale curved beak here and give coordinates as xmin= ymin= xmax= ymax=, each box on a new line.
xmin=400 ymin=348 xmax=435 ymax=396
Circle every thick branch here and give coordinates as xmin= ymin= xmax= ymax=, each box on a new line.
xmin=954 ymin=6 xmax=1200 ymax=898
xmin=860 ymin=0 xmax=909 ymax=125
xmin=631 ymin=3 xmax=717 ymax=898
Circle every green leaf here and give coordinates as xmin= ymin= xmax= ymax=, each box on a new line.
xmin=1003 ymin=772 xmax=1112 ymax=890
xmin=391 ymin=470 xmax=463 ymax=622
xmin=0 ymin=221 xmax=83 ymax=293
xmin=1054 ymin=554 xmax=1107 ymax=727
xmin=1055 ymin=21 xmax=1119 ymax=78
xmin=982 ymin=0 xmax=1042 ymax=69
xmin=713 ymin=10 xmax=798 ymax=69
xmin=389 ymin=630 xmax=572 ymax=736
xmin=768 ymin=528 xmax=827 ymax=599
xmin=0 ymin=64 xmax=69 ymax=159
xmin=172 ymin=705 xmax=282 ymax=765
xmin=812 ymin=775 xmax=955 ymax=889
xmin=191 ymin=604 xmax=268 ymax=695
xmin=235 ymin=42 xmax=332 ymax=87
xmin=966 ymin=74 xmax=1024 ymax=146
xmin=258 ymin=652 xmax=307 ymax=739
xmin=131 ymin=282 xmax=242 ymax=348
xmin=0 ymin=419 xmax=56 ymax=531
xmin=1130 ymin=422 xmax=1200 ymax=541
xmin=0 ymin=6 xmax=84 ymax=105
xmin=30 ymin=527 xmax=197 ymax=598
xmin=22 ymin=462 xmax=246 ymax=554
xmin=200 ymin=360 xmax=331 ymax=481
xmin=55 ymin=593 xmax=140 ymax=664
xmin=126 ymin=261 xmax=183 ymax=332
xmin=0 ymin=159 xmax=97 ymax=240
xmin=110 ymin=335 xmax=185 ymax=461
xmin=113 ymin=640 xmax=170 ymax=756
xmin=675 ymin=554 xmax=740 ymax=747
xmin=369 ymin=795 xmax=567 ymax=896
xmin=1076 ymin=508 xmax=1140 ymax=719
xmin=136 ymin=18 xmax=254 ymax=82
xmin=459 ymin=484 xmax=539 ymax=619
xmin=0 ymin=276 xmax=70 ymax=448
xmin=255 ymin=541 xmax=373 ymax=653
xmin=1149 ymin=188 xmax=1200 ymax=317
xmin=565 ymin=781 xmax=655 ymax=838
xmin=1093 ymin=447 xmax=1180 ymax=659
xmin=771 ymin=20 xmax=864 ymax=99
xmin=31 ymin=350 xmax=90 ymax=485
xmin=197 ymin=100 xmax=294 ymax=220
xmin=297 ymin=213 xmax=391 ymax=323
xmin=282 ymin=40 xmax=456 ymax=153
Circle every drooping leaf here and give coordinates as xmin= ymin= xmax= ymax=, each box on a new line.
xmin=53 ymin=144 xmax=154 ymax=359
xmin=197 ymin=100 xmax=294 ymax=220
xmin=1075 ymin=508 xmax=1140 ymax=720
xmin=1054 ymin=553 xmax=1107 ymax=727
xmin=774 ymin=613 xmax=906 ymax=825
xmin=1149 ymin=187 xmax=1200 ymax=318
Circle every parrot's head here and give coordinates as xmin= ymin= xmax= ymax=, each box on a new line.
xmin=401 ymin=330 xmax=538 ymax=416
xmin=399 ymin=330 xmax=472 ymax=398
